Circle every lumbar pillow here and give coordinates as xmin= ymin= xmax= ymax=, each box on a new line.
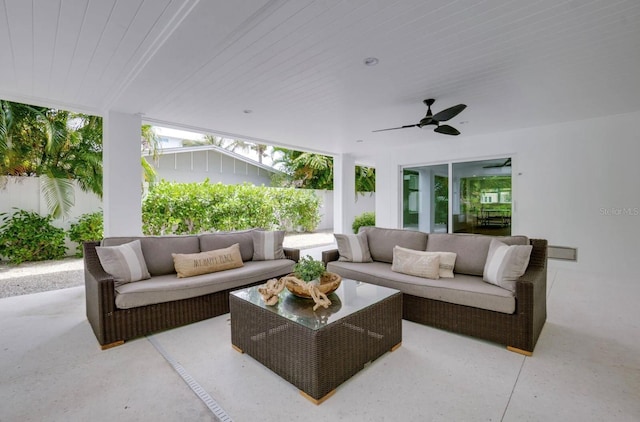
xmin=334 ymin=232 xmax=373 ymax=263
xmin=391 ymin=246 xmax=440 ymax=279
xmin=252 ymin=230 xmax=286 ymax=261
xmin=483 ymin=239 xmax=533 ymax=291
xmin=96 ymin=240 xmax=151 ymax=286
xmin=172 ymin=243 xmax=243 ymax=278
xmin=424 ymin=251 xmax=457 ymax=278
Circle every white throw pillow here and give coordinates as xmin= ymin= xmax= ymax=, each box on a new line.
xmin=252 ymin=230 xmax=286 ymax=261
xmin=96 ymin=240 xmax=151 ymax=286
xmin=483 ymin=239 xmax=533 ymax=291
xmin=334 ymin=232 xmax=373 ymax=263
xmin=391 ymin=246 xmax=440 ymax=279
xmin=422 ymin=251 xmax=457 ymax=278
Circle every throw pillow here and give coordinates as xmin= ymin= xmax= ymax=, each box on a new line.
xmin=424 ymin=251 xmax=457 ymax=278
xmin=483 ymin=239 xmax=533 ymax=291
xmin=391 ymin=246 xmax=440 ymax=279
xmin=334 ymin=232 xmax=373 ymax=263
xmin=96 ymin=240 xmax=151 ymax=286
xmin=172 ymin=243 xmax=243 ymax=278
xmin=252 ymin=230 xmax=286 ymax=261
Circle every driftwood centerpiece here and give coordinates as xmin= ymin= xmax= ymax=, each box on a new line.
xmin=284 ymin=272 xmax=342 ymax=298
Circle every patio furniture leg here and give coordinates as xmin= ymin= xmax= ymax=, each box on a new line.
xmin=391 ymin=342 xmax=402 ymax=352
xmin=100 ymin=340 xmax=124 ymax=350
xmin=300 ymin=389 xmax=336 ymax=405
xmin=507 ymin=346 xmax=532 ymax=356
xmin=232 ymin=344 xmax=244 ymax=354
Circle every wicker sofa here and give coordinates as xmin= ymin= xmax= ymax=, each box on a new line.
xmin=84 ymin=230 xmax=299 ymax=349
xmin=322 ymin=227 xmax=547 ymax=355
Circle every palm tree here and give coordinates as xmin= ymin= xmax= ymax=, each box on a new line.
xmin=272 ymin=147 xmax=375 ymax=192
xmin=1 ymin=100 xmax=103 ymax=218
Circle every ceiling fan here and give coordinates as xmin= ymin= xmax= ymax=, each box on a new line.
xmin=372 ymin=99 xmax=467 ymax=136
xmin=483 ymin=158 xmax=512 ymax=168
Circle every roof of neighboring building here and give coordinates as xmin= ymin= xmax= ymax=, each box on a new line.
xmin=142 ymin=144 xmax=282 ymax=174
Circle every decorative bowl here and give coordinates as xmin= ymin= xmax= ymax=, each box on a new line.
xmin=284 ymin=272 xmax=342 ymax=298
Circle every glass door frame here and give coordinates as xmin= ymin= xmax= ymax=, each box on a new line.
xmin=401 ymin=155 xmax=514 ymax=234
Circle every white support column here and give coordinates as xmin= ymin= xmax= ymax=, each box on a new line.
xmin=375 ymin=160 xmax=401 ymax=228
xmin=333 ymin=153 xmax=356 ymax=234
xmin=103 ymin=111 xmax=143 ymax=236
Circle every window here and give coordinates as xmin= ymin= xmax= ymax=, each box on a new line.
xmin=403 ymin=158 xmax=512 ymax=236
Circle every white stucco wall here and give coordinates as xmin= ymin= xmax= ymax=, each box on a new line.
xmin=372 ymin=111 xmax=640 ymax=277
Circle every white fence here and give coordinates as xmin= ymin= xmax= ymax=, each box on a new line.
xmin=0 ymin=176 xmax=102 ymax=254
xmin=0 ymin=177 xmax=374 ymax=256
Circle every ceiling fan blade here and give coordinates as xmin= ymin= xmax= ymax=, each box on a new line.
xmin=434 ymin=125 xmax=460 ymax=136
xmin=483 ymin=158 xmax=512 ymax=168
xmin=372 ymin=124 xmax=418 ymax=133
xmin=432 ymin=104 xmax=467 ymax=122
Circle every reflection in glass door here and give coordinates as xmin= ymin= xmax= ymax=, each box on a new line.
xmin=402 ymin=164 xmax=448 ymax=232
xmin=403 ymin=158 xmax=511 ymax=236
xmin=452 ymin=158 xmax=511 ymax=235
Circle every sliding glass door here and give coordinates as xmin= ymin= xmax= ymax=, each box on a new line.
xmin=402 ymin=164 xmax=448 ymax=233
xmin=403 ymin=158 xmax=512 ymax=236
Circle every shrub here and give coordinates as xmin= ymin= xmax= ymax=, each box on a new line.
xmin=0 ymin=209 xmax=66 ymax=264
xmin=142 ymin=181 xmax=321 ymax=235
xmin=352 ymin=211 xmax=375 ymax=234
xmin=68 ymin=211 xmax=104 ymax=257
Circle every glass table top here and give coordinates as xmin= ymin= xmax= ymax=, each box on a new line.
xmin=231 ymin=279 xmax=400 ymax=330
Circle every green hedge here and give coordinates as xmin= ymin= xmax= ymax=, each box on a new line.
xmin=0 ymin=209 xmax=67 ymax=264
xmin=142 ymin=181 xmax=321 ymax=235
xmin=352 ymin=211 xmax=375 ymax=234
xmin=68 ymin=211 xmax=104 ymax=257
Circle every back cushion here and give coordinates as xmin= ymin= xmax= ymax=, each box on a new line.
xmin=426 ymin=233 xmax=528 ymax=276
xmin=360 ymin=227 xmax=428 ymax=264
xmin=102 ymin=235 xmax=200 ymax=276
xmin=199 ymin=229 xmax=256 ymax=262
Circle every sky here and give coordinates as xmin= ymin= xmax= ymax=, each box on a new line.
xmin=153 ymin=126 xmax=276 ymax=166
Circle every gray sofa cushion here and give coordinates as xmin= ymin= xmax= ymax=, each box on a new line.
xmin=360 ymin=227 xmax=428 ymax=264
xmin=102 ymin=235 xmax=200 ymax=276
xmin=327 ymin=261 xmax=515 ymax=314
xmin=199 ymin=229 xmax=256 ymax=262
xmin=115 ymin=259 xmax=295 ymax=309
xmin=426 ymin=233 xmax=528 ymax=276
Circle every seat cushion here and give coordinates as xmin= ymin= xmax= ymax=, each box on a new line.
xmin=327 ymin=261 xmax=515 ymax=314
xmin=360 ymin=227 xmax=428 ymax=264
xmin=426 ymin=233 xmax=528 ymax=276
xmin=103 ymin=235 xmax=200 ymax=276
xmin=115 ymin=259 xmax=295 ymax=309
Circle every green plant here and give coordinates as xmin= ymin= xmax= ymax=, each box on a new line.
xmin=142 ymin=181 xmax=321 ymax=235
xmin=293 ymin=255 xmax=326 ymax=282
xmin=352 ymin=211 xmax=375 ymax=234
xmin=68 ymin=211 xmax=104 ymax=257
xmin=0 ymin=209 xmax=66 ymax=264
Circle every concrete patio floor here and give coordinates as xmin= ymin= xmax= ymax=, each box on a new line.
xmin=1 ymin=246 xmax=639 ymax=421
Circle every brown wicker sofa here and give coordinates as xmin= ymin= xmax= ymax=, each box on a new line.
xmin=84 ymin=230 xmax=299 ymax=349
xmin=322 ymin=227 xmax=547 ymax=355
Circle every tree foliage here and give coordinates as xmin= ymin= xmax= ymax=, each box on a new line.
xmin=271 ymin=147 xmax=375 ymax=192
xmin=0 ymin=100 xmax=103 ymax=218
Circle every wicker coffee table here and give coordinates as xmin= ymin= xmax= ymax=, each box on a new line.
xmin=229 ymin=279 xmax=402 ymax=404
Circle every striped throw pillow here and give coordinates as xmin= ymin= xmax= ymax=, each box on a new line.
xmin=335 ymin=232 xmax=373 ymax=263
xmin=483 ymin=239 xmax=533 ymax=291
xmin=96 ymin=240 xmax=151 ymax=286
xmin=252 ymin=230 xmax=286 ymax=261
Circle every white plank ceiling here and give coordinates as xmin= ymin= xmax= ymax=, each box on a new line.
xmin=1 ymin=0 xmax=639 ymax=161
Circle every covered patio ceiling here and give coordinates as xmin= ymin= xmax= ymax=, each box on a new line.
xmin=1 ymin=0 xmax=640 ymax=163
